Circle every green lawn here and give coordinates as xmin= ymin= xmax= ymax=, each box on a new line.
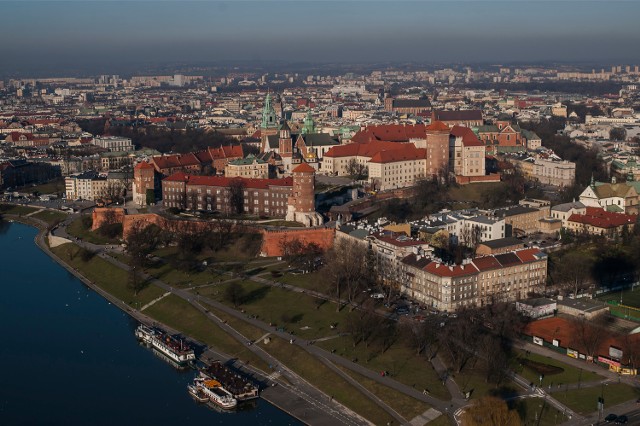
xmin=512 ymin=396 xmax=569 ymax=426
xmin=257 ymin=336 xmax=396 ymax=426
xmin=551 ymin=383 xmax=640 ymax=415
xmin=514 ymin=350 xmax=603 ymax=386
xmin=202 ymin=303 xmax=266 ymax=341
xmin=445 ymin=356 xmax=519 ymax=401
xmin=337 ymin=364 xmax=432 ymax=422
xmin=67 ymin=216 xmax=121 ymax=245
xmin=200 ymin=280 xmax=350 ymax=340
xmin=31 ymin=209 xmax=68 ymax=225
xmin=0 ymin=204 xmax=38 ymax=216
xmin=318 ymin=335 xmax=450 ymax=400
xmin=144 ymin=294 xmax=269 ymax=371
xmin=17 ymin=178 xmax=65 ymax=195
xmin=427 ymin=415 xmax=454 ymax=426
xmin=50 ymin=243 xmax=164 ymax=307
xmin=274 ymin=270 xmax=330 ymax=292
xmin=599 ymin=287 xmax=640 ymax=312
xmin=448 ymin=182 xmax=504 ymax=203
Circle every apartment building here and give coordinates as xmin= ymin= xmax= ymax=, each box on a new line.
xmin=93 ymin=136 xmax=135 ymax=152
xmin=400 ymin=248 xmax=548 ymax=311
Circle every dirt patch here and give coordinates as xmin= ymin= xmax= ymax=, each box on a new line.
xmin=521 ymin=359 xmax=564 ymax=376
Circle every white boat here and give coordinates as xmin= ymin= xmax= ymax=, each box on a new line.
xmin=187 ymin=384 xmax=209 ymax=403
xmin=135 ymin=324 xmax=196 ymax=365
xmin=194 ymin=377 xmax=237 ymax=410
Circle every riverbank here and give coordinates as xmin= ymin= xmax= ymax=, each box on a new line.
xmin=6 ymin=214 xmax=367 ymax=426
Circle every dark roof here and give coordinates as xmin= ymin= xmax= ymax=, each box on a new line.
xmin=479 ymin=237 xmax=523 ymax=249
xmin=494 ymin=252 xmax=522 ymax=267
xmin=433 ymin=110 xmax=483 ymax=121
xmin=299 ymin=133 xmax=340 ymax=147
xmin=493 ymin=205 xmax=539 ymax=218
xmin=392 ymin=99 xmax=431 ymax=108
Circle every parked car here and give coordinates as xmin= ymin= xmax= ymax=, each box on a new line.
xmin=605 ymin=414 xmax=618 ymax=422
xmin=615 ymin=415 xmax=628 ymax=424
xmin=371 ymin=293 xmax=384 ymax=299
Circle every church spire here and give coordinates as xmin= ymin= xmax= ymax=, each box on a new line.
xmin=261 ymin=93 xmax=278 ymax=129
xmin=301 ymin=109 xmax=316 ymax=134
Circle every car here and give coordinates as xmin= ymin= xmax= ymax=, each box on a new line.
xmin=604 ymin=414 xmax=618 ymax=422
xmin=615 ymin=415 xmax=628 ymax=424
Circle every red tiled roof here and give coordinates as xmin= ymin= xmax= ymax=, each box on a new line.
xmin=134 ymin=162 xmax=155 ymax=170
xmin=514 ymin=248 xmax=543 ymax=263
xmin=351 ymin=124 xmax=428 ymax=144
xmin=324 ymin=141 xmax=408 ymax=158
xmin=451 ymin=125 xmax=484 ymax=147
xmin=424 ymin=262 xmax=479 ymax=277
xmin=568 ymin=207 xmax=637 ymax=229
xmin=163 ymin=172 xmax=292 ymax=189
xmin=425 ymin=120 xmax=450 ymax=132
xmin=292 ymin=162 xmax=315 ymax=173
xmin=471 ymin=256 xmax=502 ymax=271
xmin=369 ymin=145 xmax=426 ymax=163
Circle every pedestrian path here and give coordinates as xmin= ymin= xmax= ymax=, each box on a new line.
xmin=409 ymin=408 xmax=441 ymax=425
xmin=140 ymin=291 xmax=171 ymax=311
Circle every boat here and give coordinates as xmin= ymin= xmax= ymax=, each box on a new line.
xmin=187 ymin=384 xmax=209 ymax=403
xmin=201 ymin=361 xmax=259 ymax=401
xmin=134 ymin=324 xmax=196 ymax=365
xmin=193 ymin=377 xmax=237 ymax=410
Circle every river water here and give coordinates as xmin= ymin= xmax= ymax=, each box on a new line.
xmin=0 ymin=222 xmax=300 ymax=425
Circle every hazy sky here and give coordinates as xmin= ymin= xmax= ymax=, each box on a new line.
xmin=2 ymin=1 xmax=640 ymax=74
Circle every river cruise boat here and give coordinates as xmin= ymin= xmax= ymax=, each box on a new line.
xmin=193 ymin=377 xmax=237 ymax=410
xmin=135 ymin=324 xmax=196 ymax=365
xmin=201 ymin=361 xmax=259 ymax=401
xmin=187 ymin=384 xmax=209 ymax=403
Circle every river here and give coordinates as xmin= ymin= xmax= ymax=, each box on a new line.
xmin=0 ymin=222 xmax=300 ymax=425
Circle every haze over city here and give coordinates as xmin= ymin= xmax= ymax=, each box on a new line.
xmin=2 ymin=1 xmax=640 ymax=76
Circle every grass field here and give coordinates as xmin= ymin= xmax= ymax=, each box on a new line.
xmin=551 ymin=383 xmax=640 ymax=415
xmin=599 ymin=287 xmax=640 ymax=310
xmin=318 ymin=335 xmax=450 ymax=400
xmin=512 ymin=396 xmax=569 ymax=426
xmin=199 ymin=280 xmax=351 ymax=340
xmin=16 ymin=178 xmax=65 ymax=195
xmin=67 ymin=216 xmax=121 ymax=245
xmin=257 ymin=335 xmax=397 ymax=425
xmin=50 ymin=242 xmax=164 ymax=307
xmin=31 ymin=209 xmax=68 ymax=225
xmin=0 ymin=204 xmax=38 ymax=216
xmin=337 ymin=364 xmax=432 ymax=422
xmin=448 ymin=182 xmax=504 ymax=203
xmin=143 ymin=294 xmax=269 ymax=371
xmin=514 ymin=350 xmax=603 ymax=386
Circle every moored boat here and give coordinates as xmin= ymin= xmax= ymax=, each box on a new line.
xmin=187 ymin=384 xmax=209 ymax=403
xmin=194 ymin=377 xmax=237 ymax=410
xmin=135 ymin=324 xmax=196 ymax=365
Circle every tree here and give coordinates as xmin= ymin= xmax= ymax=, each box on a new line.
xmin=572 ymin=314 xmax=608 ymax=358
xmin=224 ymin=281 xmax=245 ymax=307
xmin=187 ymin=188 xmax=200 ymax=212
xmin=550 ymin=251 xmax=594 ymax=297
xmin=127 ymin=266 xmax=147 ymax=295
xmin=279 ymin=238 xmax=323 ymax=272
xmin=126 ymin=222 xmax=163 ymax=267
xmin=610 ymin=127 xmax=627 ymax=142
xmin=97 ymin=181 xmax=125 ymax=205
xmin=345 ymin=158 xmax=368 ymax=180
xmin=228 ymin=178 xmax=245 ymax=215
xmin=322 ymin=239 xmax=372 ymax=311
xmin=145 ymin=188 xmax=155 ymax=206
xmin=460 ymin=396 xmax=522 ymax=426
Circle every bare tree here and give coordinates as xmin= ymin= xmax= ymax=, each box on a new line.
xmin=345 ymin=159 xmax=368 ymax=180
xmin=572 ymin=314 xmax=608 ymax=358
xmin=228 ymin=178 xmax=245 ymax=215
xmin=322 ymin=238 xmax=372 ymax=311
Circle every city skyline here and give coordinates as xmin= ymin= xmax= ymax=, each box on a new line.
xmin=2 ymin=1 xmax=640 ymax=76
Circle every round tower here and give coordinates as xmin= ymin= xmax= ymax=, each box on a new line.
xmin=291 ymin=162 xmax=315 ymax=213
xmin=425 ymin=120 xmax=450 ymax=176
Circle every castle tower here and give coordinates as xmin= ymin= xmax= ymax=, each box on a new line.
xmin=132 ymin=161 xmax=156 ymax=206
xmin=290 ymin=162 xmax=315 ymax=213
xmin=287 ymin=162 xmax=322 ymax=226
xmin=279 ymin=121 xmax=292 ymax=156
xmin=425 ymin=120 xmax=451 ymax=176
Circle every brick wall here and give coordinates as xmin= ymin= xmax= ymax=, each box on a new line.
xmin=91 ymin=208 xmax=126 ymax=230
xmin=260 ymin=228 xmax=335 ymax=257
